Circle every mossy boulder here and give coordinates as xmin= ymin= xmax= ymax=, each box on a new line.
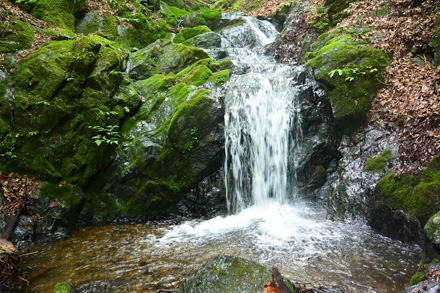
xmin=407 ymin=212 xmax=440 ymax=287
xmin=174 ymin=26 xmax=211 ymax=43
xmin=175 ymin=255 xmax=272 ymax=293
xmin=182 ymin=9 xmax=221 ymax=30
xmin=182 ymin=32 xmax=222 ymax=49
xmin=92 ymin=87 xmax=224 ymax=220
xmin=83 ymin=55 xmax=228 ymax=220
xmin=74 ymin=9 xmax=171 ymax=49
xmin=303 ymin=29 xmax=389 ymax=134
xmin=0 ymin=36 xmax=139 ymax=186
xmin=128 ymin=39 xmax=211 ymax=80
xmin=0 ymin=20 xmax=34 ymax=53
xmin=19 ymin=0 xmax=86 ymax=30
xmin=368 ymin=155 xmax=440 ymax=242
xmin=425 ymin=211 xmax=440 ymax=247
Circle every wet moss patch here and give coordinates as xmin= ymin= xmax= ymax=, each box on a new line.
xmin=303 ymin=29 xmax=389 ymax=134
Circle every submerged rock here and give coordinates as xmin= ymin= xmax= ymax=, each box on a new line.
xmin=175 ymin=255 xmax=272 ymax=293
xmin=53 ymin=282 xmax=77 ymax=293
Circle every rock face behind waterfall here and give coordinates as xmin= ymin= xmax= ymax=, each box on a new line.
xmin=290 ymin=71 xmax=340 ymax=198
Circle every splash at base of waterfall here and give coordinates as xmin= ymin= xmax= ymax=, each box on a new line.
xmin=22 ymin=202 xmax=421 ymax=292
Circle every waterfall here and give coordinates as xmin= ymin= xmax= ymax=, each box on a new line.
xmin=215 ymin=14 xmax=303 ymax=214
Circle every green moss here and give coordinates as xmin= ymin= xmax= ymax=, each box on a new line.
xmin=169 ymin=6 xmax=190 ymax=18
xmin=425 ymin=211 xmax=440 ymax=245
xmin=182 ymin=9 xmax=221 ymax=29
xmin=167 ymin=89 xmax=212 ymax=138
xmin=40 ymin=183 xmax=81 ymax=207
xmin=128 ymin=39 xmax=211 ymax=80
xmin=53 ymin=282 xmax=76 ymax=293
xmin=181 ymin=65 xmax=212 ymax=86
xmin=0 ymin=20 xmax=34 ymax=53
xmin=364 ymin=149 xmax=392 ymax=173
xmin=28 ymin=0 xmax=86 ymax=30
xmin=303 ymin=30 xmax=389 ymax=134
xmin=218 ymin=59 xmax=233 ymax=70
xmin=410 ymin=269 xmax=428 ymax=286
xmin=376 ymin=155 xmax=440 ymax=221
xmin=1 ymin=36 xmax=133 ymax=185
xmin=173 ymin=26 xmax=211 ymax=43
xmin=209 ymin=69 xmax=231 ymax=86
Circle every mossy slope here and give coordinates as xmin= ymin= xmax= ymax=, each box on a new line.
xmin=79 ymin=40 xmax=229 ymax=220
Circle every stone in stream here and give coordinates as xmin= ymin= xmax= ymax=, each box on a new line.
xmin=52 ymin=282 xmax=77 ymax=293
xmin=175 ymin=255 xmax=297 ymax=293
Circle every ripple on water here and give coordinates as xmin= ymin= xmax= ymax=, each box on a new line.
xmin=22 ymin=202 xmax=421 ymax=292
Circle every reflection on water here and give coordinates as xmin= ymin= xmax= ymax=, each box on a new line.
xmin=22 ymin=201 xmax=421 ymax=292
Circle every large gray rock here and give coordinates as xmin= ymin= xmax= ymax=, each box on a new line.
xmin=328 ymin=126 xmax=399 ymax=220
xmin=175 ymin=255 xmax=272 ymax=293
xmin=184 ymin=32 xmax=222 ymax=49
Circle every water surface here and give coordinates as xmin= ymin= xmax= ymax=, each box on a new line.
xmin=22 ymin=201 xmax=421 ymax=292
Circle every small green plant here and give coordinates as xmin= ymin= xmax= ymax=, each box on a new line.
xmin=104 ymin=111 xmax=118 ymax=116
xmin=88 ymin=125 xmax=120 ymax=146
xmin=36 ymin=100 xmax=51 ymax=106
xmin=328 ymin=65 xmax=380 ymax=82
xmin=0 ymin=147 xmax=17 ymax=158
xmin=182 ymin=127 xmax=199 ymax=153
xmin=15 ymin=0 xmax=38 ymax=3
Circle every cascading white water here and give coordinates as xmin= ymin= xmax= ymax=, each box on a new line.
xmin=21 ymin=14 xmax=422 ymax=293
xmin=219 ymin=14 xmax=302 ymax=213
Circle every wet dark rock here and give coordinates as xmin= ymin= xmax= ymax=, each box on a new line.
xmin=368 ymin=199 xmax=423 ymax=243
xmin=184 ymin=32 xmax=222 ymax=49
xmin=7 ymin=182 xmax=83 ymax=248
xmin=328 ymin=126 xmax=399 ymax=220
xmin=367 ymin=154 xmax=440 ymax=243
xmin=291 ymin=71 xmax=340 ymax=198
xmin=169 ymin=169 xmax=227 ymax=219
xmin=175 ymin=255 xmax=272 ymax=293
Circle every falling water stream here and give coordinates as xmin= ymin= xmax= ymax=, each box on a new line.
xmin=22 ymin=14 xmax=421 ymax=292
